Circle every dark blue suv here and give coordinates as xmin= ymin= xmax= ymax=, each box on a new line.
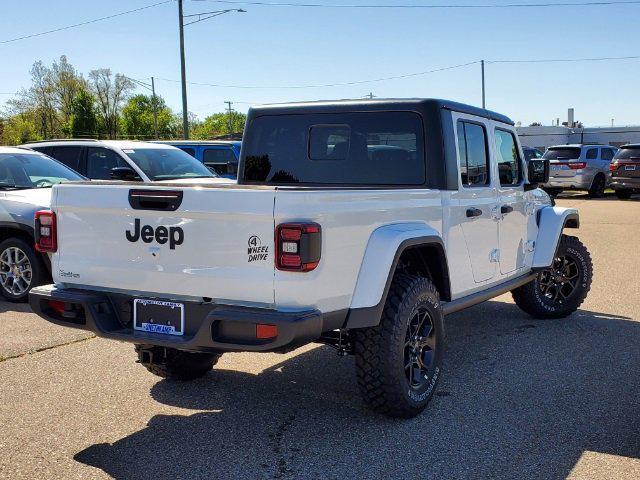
xmin=154 ymin=141 xmax=241 ymax=179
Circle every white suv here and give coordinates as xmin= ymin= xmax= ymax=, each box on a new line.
xmin=542 ymin=144 xmax=617 ymax=197
xmin=22 ymin=139 xmax=231 ymax=184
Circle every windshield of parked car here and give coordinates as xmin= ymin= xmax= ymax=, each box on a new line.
xmin=614 ymin=146 xmax=640 ymax=160
xmin=0 ymin=152 xmax=84 ymax=190
xmin=123 ymin=148 xmax=216 ymax=181
xmin=543 ymin=147 xmax=581 ymax=160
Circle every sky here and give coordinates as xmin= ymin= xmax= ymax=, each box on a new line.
xmin=1 ymin=0 xmax=640 ymax=127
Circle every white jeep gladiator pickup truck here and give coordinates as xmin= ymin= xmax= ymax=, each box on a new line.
xmin=29 ymin=99 xmax=593 ymax=418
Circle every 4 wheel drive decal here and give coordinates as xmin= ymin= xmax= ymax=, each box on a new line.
xmin=248 ymin=235 xmax=269 ymax=263
xmin=126 ymin=219 xmax=184 ymax=250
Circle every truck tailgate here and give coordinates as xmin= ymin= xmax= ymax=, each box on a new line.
xmin=52 ymin=183 xmax=276 ymax=306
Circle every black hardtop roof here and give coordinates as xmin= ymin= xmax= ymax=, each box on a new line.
xmin=621 ymin=143 xmax=640 ymax=148
xmin=249 ymin=98 xmax=514 ymax=126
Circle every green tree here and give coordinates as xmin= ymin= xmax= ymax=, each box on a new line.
xmin=121 ymin=94 xmax=178 ymax=139
xmin=70 ymin=89 xmax=98 ymax=138
xmin=192 ymin=111 xmax=246 ymax=140
xmin=89 ymin=69 xmax=134 ymax=139
xmin=0 ymin=112 xmax=41 ymax=145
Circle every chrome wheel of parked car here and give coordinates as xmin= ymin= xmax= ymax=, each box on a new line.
xmin=0 ymin=246 xmax=33 ymax=297
xmin=0 ymin=238 xmax=46 ymax=303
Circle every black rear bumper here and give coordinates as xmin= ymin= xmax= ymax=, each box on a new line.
xmin=29 ymin=285 xmax=325 ymax=353
xmin=610 ymin=177 xmax=640 ymax=190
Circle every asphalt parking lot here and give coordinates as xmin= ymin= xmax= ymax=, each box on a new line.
xmin=1 ymin=194 xmax=638 ymax=480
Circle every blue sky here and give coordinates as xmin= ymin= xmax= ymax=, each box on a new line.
xmin=1 ymin=0 xmax=640 ymax=126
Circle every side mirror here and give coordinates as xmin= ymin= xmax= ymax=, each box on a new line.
xmin=525 ymin=159 xmax=550 ymax=190
xmin=110 ymin=166 xmax=140 ymax=181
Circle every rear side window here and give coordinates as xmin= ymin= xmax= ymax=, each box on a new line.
xmin=48 ymin=146 xmax=83 ymax=172
xmin=242 ymin=112 xmax=425 ymax=185
xmin=543 ymin=147 xmax=581 ymax=160
xmin=601 ymin=148 xmax=615 ymax=161
xmin=494 ymin=129 xmax=522 ymax=186
xmin=586 ymin=148 xmax=598 ymax=160
xmin=457 ymin=121 xmax=489 ymax=187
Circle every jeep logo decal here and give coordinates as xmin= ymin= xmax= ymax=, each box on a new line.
xmin=126 ymin=218 xmax=184 ymax=250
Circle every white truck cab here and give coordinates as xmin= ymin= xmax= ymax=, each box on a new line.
xmin=29 ymin=99 xmax=592 ymax=418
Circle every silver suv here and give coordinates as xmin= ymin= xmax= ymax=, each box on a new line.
xmin=542 ymin=144 xmax=617 ymax=198
xmin=0 ymin=146 xmax=85 ymax=301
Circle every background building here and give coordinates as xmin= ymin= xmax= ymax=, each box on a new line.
xmin=516 ymin=109 xmax=640 ymax=151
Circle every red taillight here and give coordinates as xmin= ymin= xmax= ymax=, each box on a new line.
xmin=47 ymin=300 xmax=66 ymax=315
xmin=275 ymin=223 xmax=321 ymax=272
xmin=610 ymin=161 xmax=618 ymax=172
xmin=35 ymin=210 xmax=57 ymax=252
xmin=568 ymin=162 xmax=587 ymax=170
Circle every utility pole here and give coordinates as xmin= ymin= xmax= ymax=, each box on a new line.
xmin=366 ymin=92 xmax=375 ymax=99
xmin=481 ymin=60 xmax=486 ymax=109
xmin=225 ymin=101 xmax=233 ymax=137
xmin=178 ymin=0 xmax=189 ymax=139
xmin=151 ymin=77 xmax=159 ymax=140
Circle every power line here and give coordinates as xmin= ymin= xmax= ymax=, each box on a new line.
xmin=155 ymin=60 xmax=480 ymax=89
xmin=489 ymin=54 xmax=640 ymax=64
xmin=193 ymin=0 xmax=640 ymax=9
xmin=151 ymin=52 xmax=640 ymax=90
xmin=0 ymin=0 xmax=174 ymax=45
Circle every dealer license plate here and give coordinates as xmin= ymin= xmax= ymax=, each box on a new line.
xmin=133 ymin=299 xmax=184 ymax=336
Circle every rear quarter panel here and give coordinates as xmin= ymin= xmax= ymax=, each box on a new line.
xmin=273 ymin=189 xmax=443 ymax=312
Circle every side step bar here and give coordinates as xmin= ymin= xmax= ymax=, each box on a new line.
xmin=442 ymin=272 xmax=537 ymax=315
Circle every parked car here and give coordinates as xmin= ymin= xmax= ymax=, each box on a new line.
xmin=29 ymin=99 xmax=592 ymax=419
xmin=609 ymin=144 xmax=640 ymax=199
xmin=22 ymin=140 xmax=231 ymax=184
xmin=0 ymin=146 xmax=85 ymax=301
xmin=541 ymin=143 xmax=617 ymax=198
xmin=153 ymin=140 xmax=242 ymax=179
xmin=522 ymin=146 xmax=544 ymax=162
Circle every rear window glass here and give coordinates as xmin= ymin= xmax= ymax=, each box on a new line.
xmin=241 ymin=112 xmax=425 ymax=185
xmin=614 ymin=147 xmax=640 ymax=160
xmin=543 ymin=147 xmax=581 ymax=160
xmin=203 ymin=148 xmax=237 ymax=164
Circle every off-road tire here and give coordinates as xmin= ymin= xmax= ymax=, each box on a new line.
xmin=135 ymin=345 xmax=222 ymax=380
xmin=512 ymin=235 xmax=592 ymax=319
xmin=0 ymin=237 xmax=46 ymax=303
xmin=587 ymin=174 xmax=606 ymax=198
xmin=615 ymin=189 xmax=633 ymax=200
xmin=353 ymin=275 xmax=444 ymax=419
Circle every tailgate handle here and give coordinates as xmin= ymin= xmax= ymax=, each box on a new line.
xmin=128 ymin=190 xmax=183 ymax=211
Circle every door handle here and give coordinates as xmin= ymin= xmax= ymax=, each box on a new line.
xmin=501 ymin=205 xmax=514 ymax=215
xmin=466 ymin=208 xmax=483 ymax=218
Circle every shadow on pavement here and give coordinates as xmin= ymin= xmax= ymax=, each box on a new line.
xmin=75 ymin=301 xmax=640 ymax=479
xmin=0 ymin=300 xmax=32 ymax=315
